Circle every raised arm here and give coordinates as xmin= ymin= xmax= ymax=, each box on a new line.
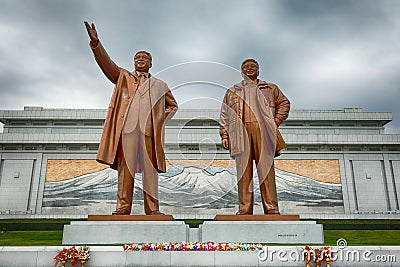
xmin=84 ymin=21 xmax=120 ymax=84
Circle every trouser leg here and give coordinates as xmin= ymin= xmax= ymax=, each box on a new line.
xmin=140 ymin=133 xmax=160 ymax=214
xmin=235 ymin=145 xmax=254 ymax=214
xmin=259 ymin=162 xmax=279 ymax=213
xmin=250 ymin=122 xmax=279 ymax=213
xmin=114 ymin=137 xmax=136 ymax=214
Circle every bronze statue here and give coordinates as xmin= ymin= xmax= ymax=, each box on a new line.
xmin=84 ymin=22 xmax=178 ymax=215
xmin=220 ymin=58 xmax=290 ymax=215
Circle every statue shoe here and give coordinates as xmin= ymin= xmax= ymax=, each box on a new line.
xmin=112 ymin=209 xmax=130 ymax=215
xmin=147 ymin=210 xmax=165 ymax=215
xmin=236 ymin=210 xmax=252 ymax=215
xmin=266 ymin=210 xmax=280 ymax=215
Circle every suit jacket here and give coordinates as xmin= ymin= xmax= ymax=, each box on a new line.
xmin=220 ymin=79 xmax=290 ymax=157
xmin=90 ymin=41 xmax=178 ymax=172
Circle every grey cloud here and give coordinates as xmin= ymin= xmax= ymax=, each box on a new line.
xmin=0 ymin=0 xmax=399 ymax=132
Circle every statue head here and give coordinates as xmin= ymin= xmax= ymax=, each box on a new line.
xmin=241 ymin=58 xmax=259 ymax=81
xmin=134 ymin=50 xmax=152 ymax=73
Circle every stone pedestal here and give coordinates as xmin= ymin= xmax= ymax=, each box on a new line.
xmin=63 ymin=214 xmax=323 ymax=245
xmin=214 ymin=214 xmax=300 ymax=221
xmin=201 ymin=221 xmax=324 ymax=244
xmin=88 ymin=214 xmax=174 ymax=221
xmin=62 ymin=220 xmax=187 ymax=245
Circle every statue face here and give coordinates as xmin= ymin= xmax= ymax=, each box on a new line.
xmin=134 ymin=52 xmax=152 ymax=72
xmin=241 ymin=61 xmax=259 ymax=81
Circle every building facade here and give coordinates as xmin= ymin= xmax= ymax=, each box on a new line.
xmin=0 ymin=107 xmax=399 ymax=216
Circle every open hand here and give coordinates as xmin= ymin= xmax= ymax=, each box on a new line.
xmin=84 ymin=21 xmax=99 ymax=45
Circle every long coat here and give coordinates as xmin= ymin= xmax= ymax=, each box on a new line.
xmin=91 ymin=41 xmax=178 ymax=173
xmin=219 ymin=80 xmax=290 ymax=157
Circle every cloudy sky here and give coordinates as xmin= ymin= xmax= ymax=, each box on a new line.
xmin=0 ymin=0 xmax=399 ymax=132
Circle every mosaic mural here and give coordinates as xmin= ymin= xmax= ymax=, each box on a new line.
xmin=42 ymin=159 xmax=344 ymax=215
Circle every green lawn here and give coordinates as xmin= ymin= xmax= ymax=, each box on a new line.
xmin=0 ymin=231 xmax=63 ymax=246
xmin=324 ymin=230 xmax=400 ymax=246
xmin=1 ymin=230 xmax=400 ymax=246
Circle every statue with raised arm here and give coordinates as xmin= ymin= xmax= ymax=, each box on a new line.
xmin=84 ymin=21 xmax=178 ymax=215
xmin=220 ymin=58 xmax=290 ymax=215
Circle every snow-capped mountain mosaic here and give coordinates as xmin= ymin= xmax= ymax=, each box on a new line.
xmin=42 ymin=164 xmax=344 ymax=215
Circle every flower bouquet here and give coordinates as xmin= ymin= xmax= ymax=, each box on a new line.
xmin=54 ymin=248 xmax=69 ymax=267
xmin=323 ymin=246 xmax=333 ymax=267
xmin=303 ymin=245 xmax=313 ymax=267
xmin=66 ymin=246 xmax=79 ymax=267
xmin=54 ymin=246 xmax=90 ymax=267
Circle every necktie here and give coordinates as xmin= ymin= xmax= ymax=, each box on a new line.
xmin=139 ymin=74 xmax=146 ymax=86
xmin=137 ymin=74 xmax=147 ymax=95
